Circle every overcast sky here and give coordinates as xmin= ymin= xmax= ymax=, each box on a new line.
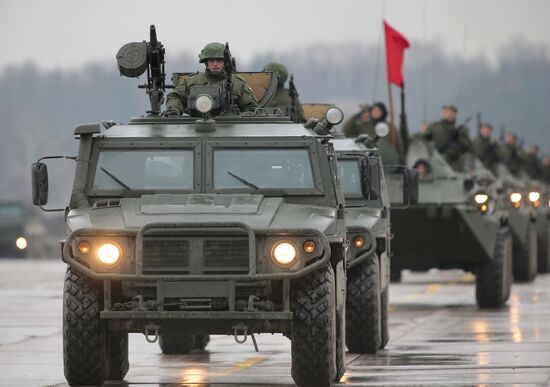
xmin=1 ymin=0 xmax=549 ymax=72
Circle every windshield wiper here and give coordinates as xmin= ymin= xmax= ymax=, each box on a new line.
xmin=101 ymin=167 xmax=132 ymax=190
xmin=227 ymin=171 xmax=260 ymax=190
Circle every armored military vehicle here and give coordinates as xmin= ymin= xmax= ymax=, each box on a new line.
xmin=31 ymin=26 xmax=349 ymax=387
xmin=390 ymin=138 xmax=513 ymax=308
xmin=492 ymin=164 xmax=539 ymax=281
xmin=332 ymin=130 xmax=417 ymax=354
xmin=537 ymin=187 xmax=550 ymax=272
xmin=0 ymin=201 xmax=29 ymax=257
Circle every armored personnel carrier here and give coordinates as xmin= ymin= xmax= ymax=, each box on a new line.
xmin=390 ymin=138 xmax=512 ymax=308
xmin=31 ymin=26 xmax=349 ymax=386
xmin=493 ymin=164 xmax=539 ymax=281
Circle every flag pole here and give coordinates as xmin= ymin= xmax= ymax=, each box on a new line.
xmin=386 ymin=61 xmax=397 ymax=147
xmin=400 ymin=81 xmax=409 ymax=152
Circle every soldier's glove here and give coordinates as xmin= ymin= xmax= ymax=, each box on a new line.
xmin=162 ymin=109 xmax=180 ymax=116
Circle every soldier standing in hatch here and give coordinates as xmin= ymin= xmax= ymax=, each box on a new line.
xmin=344 ymin=102 xmax=403 ymax=164
xmin=472 ymin=122 xmax=500 ymax=170
xmin=165 ymin=42 xmax=257 ymax=115
xmin=525 ymin=144 xmax=544 ymax=179
xmin=543 ymin=156 xmax=550 ymax=185
xmin=498 ymin=132 xmax=526 ymax=176
xmin=343 ymin=104 xmax=372 ymax=138
xmin=263 ymin=62 xmax=305 ymax=122
xmin=423 ymin=104 xmax=472 ymax=170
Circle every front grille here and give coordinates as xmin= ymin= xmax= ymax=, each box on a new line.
xmin=143 ymin=237 xmax=189 ymax=274
xmin=204 ymin=239 xmax=249 ymax=269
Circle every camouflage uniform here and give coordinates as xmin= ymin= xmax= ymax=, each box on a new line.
xmin=166 ymin=42 xmax=257 ymax=115
xmin=166 ymin=71 xmax=257 ymax=115
xmin=343 ymin=103 xmax=404 ymax=165
xmin=263 ymin=62 xmax=304 ymax=122
xmin=472 ymin=136 xmax=500 ymax=170
xmin=424 ymin=119 xmax=471 ymax=170
xmin=525 ymin=153 xmax=544 ymax=179
xmin=498 ymin=143 xmax=526 ymax=176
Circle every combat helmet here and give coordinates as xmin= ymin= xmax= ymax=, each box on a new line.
xmin=199 ymin=42 xmax=225 ymax=63
xmin=264 ymin=62 xmax=289 ymax=86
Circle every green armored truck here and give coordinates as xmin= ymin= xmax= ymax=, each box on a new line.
xmin=390 ymin=138 xmax=513 ymax=308
xmin=31 ymin=27 xmax=349 ymax=387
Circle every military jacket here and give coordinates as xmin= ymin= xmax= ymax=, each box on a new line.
xmin=472 ymin=136 xmax=499 ymax=169
xmin=343 ymin=116 xmax=404 ymax=164
xmin=266 ymin=86 xmax=305 ymax=122
xmin=525 ymin=154 xmax=543 ymax=179
xmin=166 ymin=71 xmax=257 ymax=115
xmin=498 ymin=144 xmax=526 ymax=176
xmin=424 ymin=119 xmax=471 ymax=169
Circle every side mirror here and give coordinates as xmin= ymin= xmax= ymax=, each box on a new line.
xmin=31 ymin=162 xmax=49 ymax=206
xmin=403 ymin=168 xmax=419 ymax=205
xmin=360 ymin=156 xmax=381 ymax=200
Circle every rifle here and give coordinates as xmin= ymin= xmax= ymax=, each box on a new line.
xmin=476 ymin=112 xmax=482 ymax=132
xmin=223 ymin=42 xmax=235 ymax=112
xmin=289 ymin=75 xmax=298 ymax=122
xmin=143 ymin=25 xmax=166 ymax=116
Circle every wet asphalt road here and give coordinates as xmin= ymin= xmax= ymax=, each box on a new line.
xmin=1 ymin=260 xmax=550 ymax=387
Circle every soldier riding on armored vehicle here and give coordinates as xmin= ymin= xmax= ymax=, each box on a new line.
xmin=390 ymin=134 xmax=513 ymax=308
xmin=31 ymin=26 xmax=349 ymax=387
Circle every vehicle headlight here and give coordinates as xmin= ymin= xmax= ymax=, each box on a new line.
xmin=528 ymin=191 xmax=540 ymax=203
xmin=353 ymin=236 xmax=365 ymax=249
xmin=302 ymin=240 xmax=317 ymax=255
xmin=196 ymin=95 xmax=214 ymax=114
xmin=15 ymin=237 xmax=27 ymax=250
xmin=272 ymin=242 xmax=297 ymax=267
xmin=474 ymin=193 xmax=489 ymax=205
xmin=325 ymin=107 xmax=344 ymax=125
xmin=97 ymin=242 xmax=122 ymax=266
xmin=509 ymin=192 xmax=522 ymax=203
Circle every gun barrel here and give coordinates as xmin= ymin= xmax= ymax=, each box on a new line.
xmin=150 ymin=25 xmax=158 ymax=47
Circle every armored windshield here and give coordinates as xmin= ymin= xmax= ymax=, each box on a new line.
xmin=213 ymin=149 xmax=315 ymax=190
xmin=338 ymin=160 xmax=362 ymax=196
xmin=92 ymin=150 xmax=194 ymax=191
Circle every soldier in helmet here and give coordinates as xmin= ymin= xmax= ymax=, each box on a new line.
xmin=423 ymin=104 xmax=472 ymax=170
xmin=165 ymin=42 xmax=257 ymax=115
xmin=525 ymin=144 xmax=544 ymax=179
xmin=472 ymin=122 xmax=500 ymax=170
xmin=543 ymin=156 xmax=550 ymax=185
xmin=498 ymin=132 xmax=526 ymax=176
xmin=263 ymin=62 xmax=305 ymax=122
xmin=344 ymin=101 xmax=403 ymax=164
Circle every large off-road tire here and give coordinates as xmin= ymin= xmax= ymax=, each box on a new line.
xmin=513 ymin=221 xmax=538 ymax=282
xmin=107 ymin=333 xmax=129 ymax=380
xmin=159 ymin=334 xmax=196 ymax=354
xmin=334 ymin=307 xmax=346 ymax=382
xmin=537 ymin=228 xmax=550 ymax=273
xmin=63 ymin=267 xmax=107 ymax=386
xmin=291 ymin=264 xmax=336 ymax=386
xmin=346 ymin=255 xmax=381 ymax=354
xmin=194 ymin=335 xmax=210 ymax=351
xmin=476 ymin=227 xmax=513 ymax=308
xmin=380 ymin=287 xmax=390 ymax=349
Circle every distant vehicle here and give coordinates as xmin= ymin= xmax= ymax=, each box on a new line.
xmin=493 ymin=164 xmax=539 ymax=282
xmin=390 ymin=138 xmax=513 ymax=308
xmin=332 ymin=133 xmax=418 ymax=354
xmin=0 ymin=201 xmax=29 ymax=257
xmin=31 ymin=26 xmax=349 ymax=387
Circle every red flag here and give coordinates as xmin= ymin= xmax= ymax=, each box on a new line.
xmin=384 ymin=20 xmax=410 ymax=87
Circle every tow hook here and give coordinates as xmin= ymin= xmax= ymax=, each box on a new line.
xmin=144 ymin=323 xmax=160 ymax=343
xmin=232 ymin=323 xmax=259 ymax=352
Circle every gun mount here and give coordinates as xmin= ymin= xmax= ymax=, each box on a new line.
xmin=116 ymin=25 xmax=166 ymax=116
